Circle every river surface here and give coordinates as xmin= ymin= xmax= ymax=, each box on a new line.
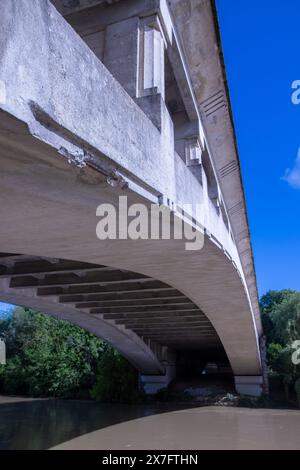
xmin=0 ymin=396 xmax=300 ymax=450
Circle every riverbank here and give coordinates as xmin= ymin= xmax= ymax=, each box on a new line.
xmin=0 ymin=395 xmax=52 ymax=405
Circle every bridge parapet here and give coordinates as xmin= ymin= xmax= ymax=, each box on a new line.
xmin=0 ymin=0 xmax=240 ymax=270
xmin=0 ymin=0 xmax=263 ymax=395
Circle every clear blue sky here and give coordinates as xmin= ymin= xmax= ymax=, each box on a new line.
xmin=216 ymin=0 xmax=300 ymax=295
xmin=0 ymin=302 xmax=15 ymax=319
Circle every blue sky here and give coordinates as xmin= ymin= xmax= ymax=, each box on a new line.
xmin=0 ymin=302 xmax=15 ymax=319
xmin=216 ymin=0 xmax=300 ymax=295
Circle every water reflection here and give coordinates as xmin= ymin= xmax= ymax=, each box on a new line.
xmin=0 ymin=398 xmax=187 ymax=450
xmin=1 ymin=399 xmax=300 ymax=450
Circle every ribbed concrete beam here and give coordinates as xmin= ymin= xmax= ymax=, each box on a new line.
xmin=74 ymin=297 xmax=190 ymax=308
xmin=116 ymin=320 xmax=210 ymax=328
xmin=0 ymin=252 xmax=220 ymax=364
xmin=10 ymin=271 xmax=151 ymax=288
xmin=0 ymin=1 xmax=263 ymax=391
xmin=89 ymin=305 xmax=199 ymax=314
xmin=37 ymin=281 xmax=171 ymax=297
xmin=59 ymin=289 xmax=181 ymax=303
xmin=102 ymin=312 xmax=206 ymax=320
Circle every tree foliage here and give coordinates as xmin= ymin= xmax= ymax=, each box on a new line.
xmin=260 ymin=290 xmax=300 ymax=403
xmin=260 ymin=289 xmax=296 ymax=343
xmin=0 ymin=307 xmax=139 ymax=402
xmin=90 ymin=347 xmax=142 ymax=403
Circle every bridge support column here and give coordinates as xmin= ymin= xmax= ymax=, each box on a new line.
xmin=234 ymin=376 xmax=263 ymax=397
xmin=140 ymin=349 xmax=176 ymax=394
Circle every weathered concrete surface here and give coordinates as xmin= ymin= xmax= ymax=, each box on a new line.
xmin=168 ymin=0 xmax=261 ymax=334
xmin=51 ymin=0 xmax=261 ymax=333
xmin=0 ymin=114 xmax=260 ymax=377
xmin=0 ymin=0 xmax=263 ymax=390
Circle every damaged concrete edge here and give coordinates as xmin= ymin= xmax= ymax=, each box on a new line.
xmin=28 ymin=100 xmax=163 ymax=199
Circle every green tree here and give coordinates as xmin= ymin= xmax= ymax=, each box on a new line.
xmin=261 ymin=290 xmax=300 ymax=403
xmin=0 ymin=307 xmax=141 ymax=402
xmin=91 ymin=346 xmax=142 ymax=403
xmin=260 ymin=290 xmax=296 ymax=315
xmin=270 ymin=292 xmax=300 ymax=345
xmin=260 ymin=290 xmax=296 ymax=344
xmin=0 ymin=307 xmax=104 ymax=397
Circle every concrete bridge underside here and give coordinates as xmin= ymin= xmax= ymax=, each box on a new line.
xmin=0 ymin=253 xmax=225 ymax=374
xmin=0 ymin=0 xmax=263 ymax=395
xmin=0 ymin=111 xmax=261 ymax=393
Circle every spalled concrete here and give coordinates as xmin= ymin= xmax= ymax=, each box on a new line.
xmin=0 ymin=0 xmax=264 ymax=395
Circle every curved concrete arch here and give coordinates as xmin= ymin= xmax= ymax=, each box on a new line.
xmin=0 ymin=238 xmax=260 ymax=378
xmin=0 ymin=163 xmax=261 ymax=378
xmin=0 ymin=276 xmax=165 ymax=374
xmin=0 ymin=0 xmax=263 ymax=394
xmin=0 ymin=110 xmax=262 ymax=379
xmin=0 ymin=250 xmax=227 ymax=375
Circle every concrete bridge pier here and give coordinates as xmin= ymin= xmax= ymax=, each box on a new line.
xmin=234 ymin=376 xmax=264 ymax=397
xmin=142 ymin=373 xmax=264 ymax=398
xmin=141 ymin=363 xmax=264 ymax=397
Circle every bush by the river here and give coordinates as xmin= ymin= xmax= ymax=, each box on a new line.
xmin=0 ymin=307 xmax=139 ymax=402
xmin=261 ymin=290 xmax=300 ymax=405
xmin=90 ymin=347 xmax=142 ymax=403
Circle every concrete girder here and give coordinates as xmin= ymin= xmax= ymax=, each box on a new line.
xmin=0 ymin=0 xmax=263 ymax=394
xmin=168 ymin=0 xmax=262 ymax=335
xmin=0 ymin=109 xmax=261 ymax=378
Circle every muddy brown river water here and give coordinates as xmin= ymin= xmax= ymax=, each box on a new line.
xmin=0 ymin=396 xmax=300 ymax=450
